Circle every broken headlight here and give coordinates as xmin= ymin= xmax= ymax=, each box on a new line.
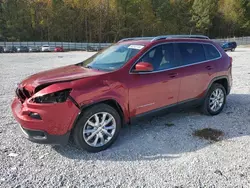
xmin=33 ymin=89 xmax=71 ymax=103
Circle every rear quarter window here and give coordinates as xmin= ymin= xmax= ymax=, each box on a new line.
xmin=203 ymin=44 xmax=221 ymax=60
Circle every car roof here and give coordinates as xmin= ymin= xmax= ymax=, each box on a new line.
xmin=118 ymin=36 xmax=212 ymax=46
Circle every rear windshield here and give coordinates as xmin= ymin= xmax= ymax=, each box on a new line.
xmin=81 ymin=44 xmax=144 ymax=71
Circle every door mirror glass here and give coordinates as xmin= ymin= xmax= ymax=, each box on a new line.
xmin=134 ymin=62 xmax=154 ymax=72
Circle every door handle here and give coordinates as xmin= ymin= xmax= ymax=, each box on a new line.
xmin=206 ymin=65 xmax=213 ymax=70
xmin=168 ymin=72 xmax=178 ymax=78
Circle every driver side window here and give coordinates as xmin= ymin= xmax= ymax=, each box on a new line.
xmin=138 ymin=43 xmax=177 ymax=71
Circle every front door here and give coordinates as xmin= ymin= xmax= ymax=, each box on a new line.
xmin=128 ymin=43 xmax=181 ymax=117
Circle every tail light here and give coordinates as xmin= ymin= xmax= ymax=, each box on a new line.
xmin=229 ymin=56 xmax=232 ymax=77
xmin=229 ymin=56 xmax=233 ymax=65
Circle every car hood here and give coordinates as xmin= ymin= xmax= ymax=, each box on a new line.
xmin=19 ymin=64 xmax=106 ymax=91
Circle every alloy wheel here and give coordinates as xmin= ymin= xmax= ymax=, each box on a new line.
xmin=83 ymin=112 xmax=116 ymax=147
xmin=209 ymin=88 xmax=225 ymax=112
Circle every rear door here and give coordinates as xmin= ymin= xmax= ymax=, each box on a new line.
xmin=176 ymin=42 xmax=220 ymax=102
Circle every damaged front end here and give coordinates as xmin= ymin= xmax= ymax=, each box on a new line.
xmin=15 ymin=81 xmax=75 ymax=104
xmin=15 ymin=82 xmax=53 ymax=104
xmin=15 ymin=86 xmax=32 ymax=103
xmin=11 ymin=81 xmax=80 ymax=145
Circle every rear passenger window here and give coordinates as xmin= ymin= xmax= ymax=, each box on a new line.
xmin=178 ymin=43 xmax=206 ymax=65
xmin=203 ymin=44 xmax=220 ymax=60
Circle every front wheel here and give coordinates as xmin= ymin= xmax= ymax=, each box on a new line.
xmin=201 ymin=83 xmax=226 ymax=115
xmin=73 ymin=104 xmax=121 ymax=152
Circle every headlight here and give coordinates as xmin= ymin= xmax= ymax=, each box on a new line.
xmin=32 ymin=89 xmax=71 ymax=103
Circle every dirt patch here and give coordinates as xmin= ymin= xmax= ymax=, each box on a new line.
xmin=193 ymin=128 xmax=224 ymax=141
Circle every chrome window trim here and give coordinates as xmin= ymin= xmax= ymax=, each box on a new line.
xmin=129 ymin=41 xmax=222 ymax=75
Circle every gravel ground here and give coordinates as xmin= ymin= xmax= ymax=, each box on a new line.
xmin=0 ymin=49 xmax=250 ymax=188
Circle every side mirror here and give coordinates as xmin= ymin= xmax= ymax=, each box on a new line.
xmin=134 ymin=62 xmax=153 ymax=72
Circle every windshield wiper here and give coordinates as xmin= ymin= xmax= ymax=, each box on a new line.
xmin=85 ymin=65 xmax=93 ymax=69
xmin=84 ymin=65 xmax=102 ymax=71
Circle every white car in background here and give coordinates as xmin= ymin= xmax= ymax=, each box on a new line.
xmin=41 ymin=45 xmax=51 ymax=52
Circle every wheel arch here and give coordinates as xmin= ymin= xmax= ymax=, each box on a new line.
xmin=70 ymin=99 xmax=126 ymax=131
xmin=206 ymin=76 xmax=230 ymax=96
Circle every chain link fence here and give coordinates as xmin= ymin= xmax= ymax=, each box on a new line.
xmin=0 ymin=41 xmax=112 ymax=51
xmin=1 ymin=37 xmax=250 ymax=50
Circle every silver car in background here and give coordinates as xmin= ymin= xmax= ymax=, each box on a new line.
xmin=41 ymin=45 xmax=51 ymax=52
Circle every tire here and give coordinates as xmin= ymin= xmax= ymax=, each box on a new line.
xmin=73 ymin=103 xmax=121 ymax=152
xmin=231 ymin=48 xmax=235 ymax=52
xmin=201 ymin=83 xmax=226 ymax=115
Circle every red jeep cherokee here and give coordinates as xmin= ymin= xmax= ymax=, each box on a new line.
xmin=11 ymin=35 xmax=232 ymax=152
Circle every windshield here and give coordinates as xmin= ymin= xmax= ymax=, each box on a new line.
xmin=81 ymin=43 xmax=145 ymax=71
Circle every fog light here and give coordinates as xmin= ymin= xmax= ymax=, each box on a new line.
xmin=29 ymin=112 xmax=42 ymax=120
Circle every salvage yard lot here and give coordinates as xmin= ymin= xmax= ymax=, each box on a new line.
xmin=0 ymin=49 xmax=250 ymax=187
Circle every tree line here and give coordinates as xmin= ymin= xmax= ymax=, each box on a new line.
xmin=0 ymin=0 xmax=250 ymax=43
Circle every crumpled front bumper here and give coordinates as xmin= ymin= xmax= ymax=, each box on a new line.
xmin=18 ymin=125 xmax=70 ymax=145
xmin=11 ymin=97 xmax=80 ymax=145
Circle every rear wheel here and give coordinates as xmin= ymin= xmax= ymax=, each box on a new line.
xmin=201 ymin=83 xmax=226 ymax=115
xmin=231 ymin=48 xmax=235 ymax=52
xmin=73 ymin=104 xmax=121 ymax=152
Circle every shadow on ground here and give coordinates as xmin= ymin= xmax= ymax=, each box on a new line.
xmin=53 ymin=94 xmax=250 ymax=161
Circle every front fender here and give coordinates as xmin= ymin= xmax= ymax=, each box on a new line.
xmin=70 ymin=78 xmax=129 ymax=123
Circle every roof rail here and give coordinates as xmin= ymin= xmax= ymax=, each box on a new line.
xmin=118 ymin=37 xmax=154 ymax=42
xmin=118 ymin=35 xmax=209 ymax=43
xmin=151 ymin=35 xmax=210 ymax=41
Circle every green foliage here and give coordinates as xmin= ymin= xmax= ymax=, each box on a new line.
xmin=191 ymin=0 xmax=218 ymax=34
xmin=0 ymin=0 xmax=249 ymax=42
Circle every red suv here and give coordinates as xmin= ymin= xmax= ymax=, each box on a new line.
xmin=11 ymin=35 xmax=232 ymax=152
